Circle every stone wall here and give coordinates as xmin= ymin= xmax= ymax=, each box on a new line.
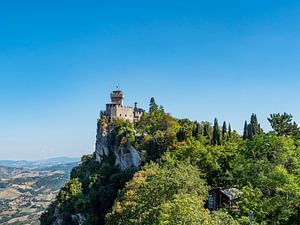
xmin=106 ymin=104 xmax=134 ymax=123
xmin=115 ymin=106 xmax=134 ymax=123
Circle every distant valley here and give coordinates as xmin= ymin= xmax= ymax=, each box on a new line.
xmin=0 ymin=157 xmax=80 ymax=225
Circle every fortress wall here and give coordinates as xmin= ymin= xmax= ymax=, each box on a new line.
xmin=106 ymin=104 xmax=117 ymax=118
xmin=116 ymin=106 xmax=134 ymax=123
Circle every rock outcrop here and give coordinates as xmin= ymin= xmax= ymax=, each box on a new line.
xmin=95 ymin=118 xmax=141 ymax=170
xmin=114 ymin=145 xmax=141 ymax=170
xmin=95 ymin=118 xmax=110 ymax=160
xmin=71 ymin=214 xmax=85 ymax=225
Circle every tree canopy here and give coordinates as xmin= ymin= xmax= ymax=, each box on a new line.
xmin=268 ymin=112 xmax=300 ymax=137
xmin=41 ymin=100 xmax=300 ymax=225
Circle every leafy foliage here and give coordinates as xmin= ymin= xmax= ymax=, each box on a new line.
xmin=135 ymin=109 xmax=179 ymax=162
xmin=149 ymin=97 xmax=159 ymax=114
xmin=268 ymin=112 xmax=300 ymax=137
xmin=107 ymin=156 xmax=221 ymax=225
xmin=40 ymin=154 xmax=134 ymax=225
xmin=232 ymin=133 xmax=300 ymax=224
xmin=112 ymin=118 xmax=136 ymax=146
xmin=243 ymin=114 xmax=263 ymax=139
xmin=212 ymin=118 xmax=221 ymax=145
xmin=41 ymin=99 xmax=300 ymax=224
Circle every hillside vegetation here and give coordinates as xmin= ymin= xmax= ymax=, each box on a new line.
xmin=41 ymin=99 xmax=300 ymax=225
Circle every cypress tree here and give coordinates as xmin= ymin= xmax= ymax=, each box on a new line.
xmin=149 ymin=97 xmax=158 ymax=114
xmin=228 ymin=123 xmax=232 ymax=139
xmin=222 ymin=121 xmax=227 ymax=139
xmin=212 ymin=118 xmax=221 ymax=145
xmin=203 ymin=123 xmax=209 ymax=136
xmin=243 ymin=121 xmax=248 ymax=140
xmin=203 ymin=122 xmax=211 ymax=142
xmin=248 ymin=113 xmax=262 ymax=139
xmin=192 ymin=122 xmax=202 ymax=140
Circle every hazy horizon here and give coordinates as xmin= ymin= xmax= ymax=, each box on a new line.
xmin=0 ymin=156 xmax=81 ymax=162
xmin=1 ymin=1 xmax=300 ymax=160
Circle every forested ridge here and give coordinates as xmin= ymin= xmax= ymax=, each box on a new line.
xmin=41 ymin=99 xmax=300 ymax=225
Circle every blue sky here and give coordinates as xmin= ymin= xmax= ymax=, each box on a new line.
xmin=1 ymin=0 xmax=300 ymax=160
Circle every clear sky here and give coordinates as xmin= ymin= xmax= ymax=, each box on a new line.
xmin=1 ymin=0 xmax=300 ymax=160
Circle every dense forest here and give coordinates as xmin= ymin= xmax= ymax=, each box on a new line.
xmin=41 ymin=99 xmax=300 ymax=225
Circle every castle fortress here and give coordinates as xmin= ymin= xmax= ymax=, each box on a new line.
xmin=105 ymin=89 xmax=144 ymax=123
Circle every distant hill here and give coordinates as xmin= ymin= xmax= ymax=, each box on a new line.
xmin=0 ymin=157 xmax=80 ymax=170
xmin=39 ymin=156 xmax=81 ymax=164
xmin=0 ymin=166 xmax=23 ymax=179
xmin=34 ymin=162 xmax=80 ymax=173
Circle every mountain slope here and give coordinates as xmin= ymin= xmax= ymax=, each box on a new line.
xmin=0 ymin=166 xmax=23 ymax=179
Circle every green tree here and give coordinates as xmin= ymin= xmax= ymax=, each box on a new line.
xmin=228 ymin=123 xmax=232 ymax=139
xmin=232 ymin=133 xmax=300 ymax=224
xmin=171 ymin=138 xmax=239 ymax=186
xmin=201 ymin=122 xmax=212 ymax=145
xmin=149 ymin=97 xmax=158 ymax=114
xmin=106 ymin=156 xmax=211 ymax=225
xmin=135 ymin=107 xmax=180 ymax=162
xmin=212 ymin=118 xmax=221 ymax=145
xmin=222 ymin=121 xmax=227 ymax=140
xmin=57 ymin=178 xmax=83 ymax=202
xmin=203 ymin=122 xmax=210 ymax=137
xmin=192 ymin=121 xmax=202 ymax=140
xmin=176 ymin=119 xmax=196 ymax=142
xmin=248 ymin=113 xmax=262 ymax=139
xmin=158 ymin=193 xmax=211 ymax=225
xmin=112 ymin=118 xmax=136 ymax=146
xmin=243 ymin=121 xmax=248 ymax=140
xmin=268 ymin=112 xmax=299 ymax=137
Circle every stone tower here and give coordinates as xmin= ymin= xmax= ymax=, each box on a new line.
xmin=110 ymin=90 xmax=124 ymax=106
xmin=106 ymin=89 xmax=134 ymax=123
xmin=105 ymin=89 xmax=145 ymax=123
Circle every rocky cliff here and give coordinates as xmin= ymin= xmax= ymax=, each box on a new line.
xmin=95 ymin=117 xmax=141 ymax=170
xmin=41 ymin=117 xmax=141 ymax=225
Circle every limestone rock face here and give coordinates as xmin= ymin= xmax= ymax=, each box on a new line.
xmin=114 ymin=145 xmax=141 ymax=170
xmin=71 ymin=214 xmax=85 ymax=225
xmin=53 ymin=208 xmax=85 ymax=225
xmin=95 ymin=119 xmax=141 ymax=170
xmin=53 ymin=207 xmax=63 ymax=225
xmin=95 ymin=119 xmax=109 ymax=163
